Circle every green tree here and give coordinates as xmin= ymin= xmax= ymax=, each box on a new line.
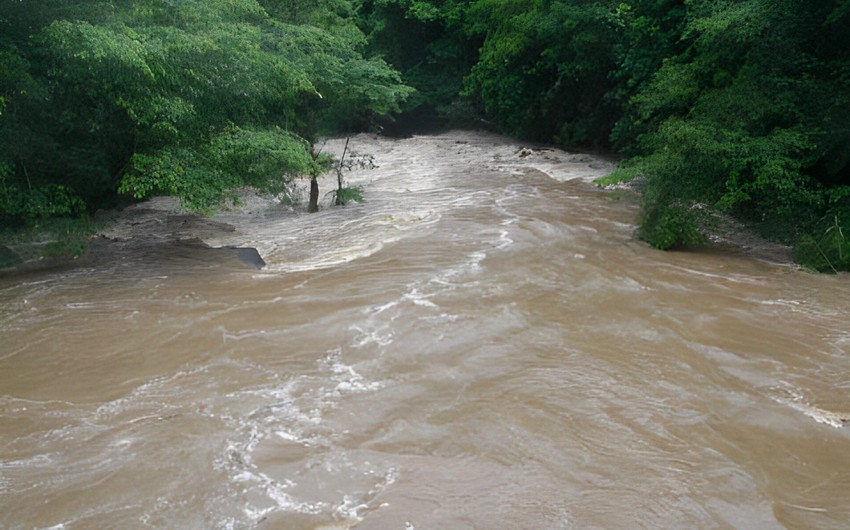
xmin=620 ymin=0 xmax=850 ymax=264
xmin=472 ymin=1 xmax=624 ymax=145
xmin=353 ymin=0 xmax=475 ymax=130
xmin=0 ymin=0 xmax=411 ymax=223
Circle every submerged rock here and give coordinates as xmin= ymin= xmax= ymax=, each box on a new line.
xmin=228 ymin=246 xmax=266 ymax=269
xmin=85 ymin=237 xmax=265 ymax=272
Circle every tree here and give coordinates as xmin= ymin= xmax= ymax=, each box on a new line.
xmin=0 ymin=0 xmax=411 ymax=223
xmin=620 ymin=0 xmax=850 ymax=267
xmin=356 ymin=0 xmax=479 ymax=129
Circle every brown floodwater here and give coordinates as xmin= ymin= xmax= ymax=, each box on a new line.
xmin=1 ymin=131 xmax=848 ymax=529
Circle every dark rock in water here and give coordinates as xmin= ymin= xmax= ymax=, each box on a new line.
xmin=84 ymin=237 xmax=266 ymax=272
xmin=0 ymin=246 xmax=22 ymax=269
xmin=228 ymin=247 xmax=266 ymax=269
xmin=154 ymin=240 xmax=266 ymax=270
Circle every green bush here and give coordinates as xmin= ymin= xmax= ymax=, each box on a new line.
xmin=335 ymin=186 xmax=364 ymax=205
xmin=793 ymin=214 xmax=850 ymax=273
xmin=639 ymin=200 xmax=706 ymax=250
xmin=1 ymin=162 xmax=86 ymax=222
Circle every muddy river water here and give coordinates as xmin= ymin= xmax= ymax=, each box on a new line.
xmin=1 ymin=131 xmax=849 ymax=529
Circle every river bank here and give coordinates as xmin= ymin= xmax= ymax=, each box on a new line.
xmin=2 ymin=130 xmax=619 ymax=276
xmin=0 ymin=211 xmax=264 ymax=277
xmin=1 ymin=130 xmax=794 ymax=278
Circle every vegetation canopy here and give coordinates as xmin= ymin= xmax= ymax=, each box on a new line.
xmin=3 ymin=0 xmax=849 ymax=271
xmin=0 ymin=0 xmax=411 ymax=223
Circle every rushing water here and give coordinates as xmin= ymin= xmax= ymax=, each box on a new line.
xmin=1 ymin=131 xmax=849 ymax=529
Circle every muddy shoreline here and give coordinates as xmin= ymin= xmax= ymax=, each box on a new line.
xmin=0 ymin=203 xmax=267 ymax=277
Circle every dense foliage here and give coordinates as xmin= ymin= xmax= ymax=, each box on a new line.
xmin=620 ymin=0 xmax=850 ymax=272
xmin=0 ymin=0 xmax=411 ymax=222
xmin=3 ymin=0 xmax=849 ymax=271
xmin=359 ymin=0 xmax=850 ymax=271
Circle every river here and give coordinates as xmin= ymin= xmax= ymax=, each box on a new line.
xmin=1 ymin=131 xmax=848 ymax=529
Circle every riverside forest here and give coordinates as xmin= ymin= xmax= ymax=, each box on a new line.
xmin=1 ymin=0 xmax=850 ymax=271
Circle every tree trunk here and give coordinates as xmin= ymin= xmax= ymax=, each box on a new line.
xmin=308 ymin=177 xmax=319 ymax=213
xmin=336 ymin=136 xmax=350 ymax=206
